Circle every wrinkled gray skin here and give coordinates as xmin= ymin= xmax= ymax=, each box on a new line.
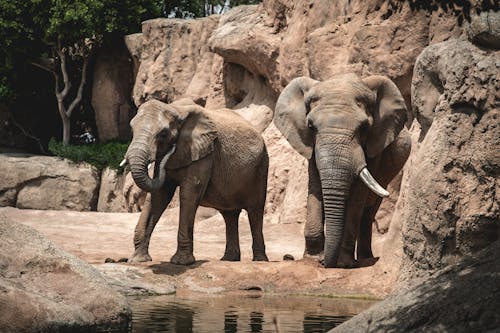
xmin=126 ymin=98 xmax=269 ymax=265
xmin=274 ymin=73 xmax=411 ymax=268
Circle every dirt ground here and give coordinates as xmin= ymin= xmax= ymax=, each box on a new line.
xmin=0 ymin=206 xmax=398 ymax=299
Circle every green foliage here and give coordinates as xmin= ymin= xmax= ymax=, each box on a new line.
xmin=48 ymin=138 xmax=129 ymax=171
xmin=0 ymin=0 xmax=162 ymax=104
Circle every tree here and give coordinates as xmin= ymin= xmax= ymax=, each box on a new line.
xmin=0 ymin=0 xmax=162 ymax=145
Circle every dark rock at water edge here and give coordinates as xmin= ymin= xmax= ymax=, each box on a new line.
xmin=331 ymin=240 xmax=500 ymax=332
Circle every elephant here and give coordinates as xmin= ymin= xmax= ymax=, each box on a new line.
xmin=274 ymin=73 xmax=411 ymax=268
xmin=124 ymin=98 xmax=269 ymax=265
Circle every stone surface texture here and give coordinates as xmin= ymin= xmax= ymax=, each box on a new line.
xmin=400 ymin=38 xmax=499 ymax=283
xmin=0 ymin=154 xmax=100 ymax=211
xmin=132 ymin=16 xmax=220 ymax=107
xmin=97 ymin=167 xmax=127 ymax=212
xmin=91 ymin=38 xmax=136 ymax=142
xmin=465 ymin=9 xmax=500 ymax=49
xmin=331 ymin=240 xmax=500 ymax=333
xmin=0 ymin=214 xmax=130 ymax=332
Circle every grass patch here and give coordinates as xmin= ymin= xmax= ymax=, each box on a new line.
xmin=48 ymin=138 xmax=129 ymax=172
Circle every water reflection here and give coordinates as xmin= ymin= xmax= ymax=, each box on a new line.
xmin=127 ymin=294 xmax=375 ymax=333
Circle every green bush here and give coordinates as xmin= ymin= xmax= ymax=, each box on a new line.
xmin=48 ymin=138 xmax=129 ymax=172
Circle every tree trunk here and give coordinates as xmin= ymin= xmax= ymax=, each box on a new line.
xmin=61 ymin=112 xmax=71 ymax=146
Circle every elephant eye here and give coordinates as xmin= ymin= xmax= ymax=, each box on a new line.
xmin=156 ymin=128 xmax=170 ymax=140
xmin=307 ymin=118 xmax=316 ymax=130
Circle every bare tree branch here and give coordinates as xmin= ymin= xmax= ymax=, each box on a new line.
xmin=30 ymin=60 xmax=57 ymax=74
xmin=66 ymin=57 xmax=89 ymax=117
xmin=57 ymin=46 xmax=71 ymax=99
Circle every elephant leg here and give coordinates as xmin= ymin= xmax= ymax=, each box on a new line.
xmin=357 ymin=129 xmax=411 ymax=260
xmin=336 ymin=181 xmax=367 ymax=268
xmin=248 ymin=206 xmax=269 ymax=261
xmin=220 ymin=209 xmax=241 ymax=261
xmin=129 ymin=180 xmax=176 ymax=263
xmin=304 ymin=156 xmax=325 ymax=259
xmin=171 ymin=159 xmax=212 ymax=266
xmin=357 ymin=200 xmax=382 ymax=259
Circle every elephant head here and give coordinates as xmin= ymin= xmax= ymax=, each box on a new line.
xmin=125 ymin=98 xmax=217 ymax=192
xmin=274 ymin=73 xmax=407 ymax=268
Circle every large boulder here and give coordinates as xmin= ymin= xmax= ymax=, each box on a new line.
xmin=97 ymin=167 xmax=127 ymax=212
xmin=0 ymin=154 xmax=100 ymax=211
xmin=0 ymin=214 xmax=130 ymax=332
xmin=395 ymin=38 xmax=499 ymax=282
xmin=331 ymin=240 xmax=500 ymax=332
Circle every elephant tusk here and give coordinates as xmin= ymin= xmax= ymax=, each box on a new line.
xmin=119 ymin=158 xmax=127 ymax=167
xmin=148 ymin=144 xmax=176 ymax=173
xmin=359 ymin=167 xmax=389 ymax=198
xmin=160 ymin=143 xmax=176 ymax=167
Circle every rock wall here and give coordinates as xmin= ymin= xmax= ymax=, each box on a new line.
xmin=91 ymin=38 xmax=136 ymax=142
xmin=398 ymin=21 xmax=499 ymax=282
xmin=132 ymin=16 xmax=221 ymax=107
xmin=0 ymin=154 xmax=100 ymax=211
xmin=119 ymin=0 xmax=468 ymax=226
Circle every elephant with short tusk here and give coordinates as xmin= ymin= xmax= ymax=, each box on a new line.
xmin=274 ymin=73 xmax=411 ymax=268
xmin=125 ymin=98 xmax=269 ymax=265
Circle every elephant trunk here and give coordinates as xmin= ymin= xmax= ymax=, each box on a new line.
xmin=127 ymin=134 xmax=175 ymax=192
xmin=315 ymin=135 xmax=355 ymax=268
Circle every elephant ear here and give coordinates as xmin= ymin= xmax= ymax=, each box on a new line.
xmin=166 ymin=103 xmax=217 ymax=169
xmin=274 ymin=77 xmax=318 ymax=159
xmin=363 ymin=75 xmax=407 ymax=158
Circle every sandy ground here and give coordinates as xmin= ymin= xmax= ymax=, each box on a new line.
xmin=0 ymin=206 xmax=397 ymax=299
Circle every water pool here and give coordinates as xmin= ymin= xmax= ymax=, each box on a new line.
xmin=125 ymin=294 xmax=375 ymax=333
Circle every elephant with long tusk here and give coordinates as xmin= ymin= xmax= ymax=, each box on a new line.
xmin=274 ymin=73 xmax=411 ymax=268
xmin=125 ymin=98 xmax=269 ymax=265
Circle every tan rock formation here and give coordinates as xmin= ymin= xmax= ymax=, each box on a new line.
xmin=97 ymin=167 xmax=127 ymax=212
xmin=0 ymin=214 xmax=130 ymax=331
xmin=399 ymin=38 xmax=499 ymax=282
xmin=0 ymin=154 xmax=100 ymax=211
xmin=132 ymin=17 xmax=220 ymax=106
xmin=465 ymin=9 xmax=500 ymax=49
xmin=118 ymin=4 xmax=496 ymax=282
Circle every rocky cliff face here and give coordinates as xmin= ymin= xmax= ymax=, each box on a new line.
xmin=117 ymin=1 xmax=492 ymax=259
xmin=5 ymin=1 xmax=492 ymax=290
xmin=399 ymin=26 xmax=499 ymax=283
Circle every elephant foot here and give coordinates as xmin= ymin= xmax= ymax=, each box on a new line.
xmin=170 ymin=251 xmax=196 ymax=266
xmin=304 ymin=236 xmax=325 ymax=256
xmin=357 ymin=249 xmax=375 ymax=260
xmin=357 ymin=257 xmax=379 ymax=267
xmin=128 ymin=251 xmax=152 ymax=263
xmin=303 ymin=250 xmax=324 ymax=262
xmin=220 ymin=251 xmax=241 ymax=261
xmin=252 ymin=253 xmax=269 ymax=262
xmin=334 ymin=251 xmax=359 ymax=269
